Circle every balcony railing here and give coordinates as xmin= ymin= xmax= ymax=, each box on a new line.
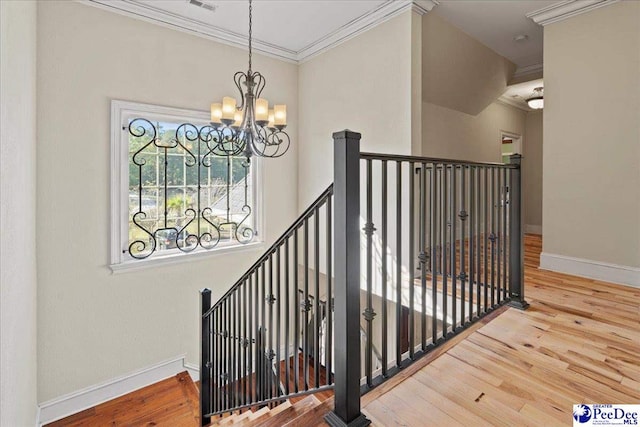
xmin=200 ymin=130 xmax=528 ymax=427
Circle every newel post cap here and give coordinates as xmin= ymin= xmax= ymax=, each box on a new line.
xmin=332 ymin=129 xmax=362 ymax=141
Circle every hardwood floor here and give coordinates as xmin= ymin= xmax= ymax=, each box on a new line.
xmin=45 ymin=372 xmax=200 ymax=427
xmin=47 ymin=235 xmax=639 ymax=426
xmin=361 ymin=234 xmax=640 ymax=426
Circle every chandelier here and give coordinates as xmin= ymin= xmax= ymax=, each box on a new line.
xmin=526 ymin=87 xmax=544 ymax=110
xmin=209 ymin=0 xmax=290 ymax=160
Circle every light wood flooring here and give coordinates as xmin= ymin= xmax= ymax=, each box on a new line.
xmin=47 ymin=235 xmax=639 ymax=426
xmin=360 ymin=234 xmax=640 ymax=426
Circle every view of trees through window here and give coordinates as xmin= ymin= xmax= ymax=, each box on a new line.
xmin=127 ymin=119 xmax=254 ymax=259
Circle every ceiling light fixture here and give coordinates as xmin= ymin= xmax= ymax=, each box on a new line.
xmin=209 ymin=0 xmax=290 ymax=160
xmin=526 ymin=87 xmax=544 ymax=109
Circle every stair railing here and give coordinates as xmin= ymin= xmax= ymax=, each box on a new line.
xmin=201 ymin=130 xmax=528 ymax=427
xmin=326 ymin=131 xmax=527 ymax=427
xmin=200 ymin=184 xmax=335 ymax=424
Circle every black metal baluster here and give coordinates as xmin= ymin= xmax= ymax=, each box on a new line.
xmin=325 ymin=195 xmax=333 ymax=385
xmin=226 ymin=299 xmax=232 ymax=410
xmin=237 ymin=289 xmax=243 ymax=408
xmin=483 ymin=167 xmax=489 ymax=314
xmin=252 ymin=270 xmax=258 ymax=403
xmin=243 ymin=283 xmax=248 ymax=408
xmin=260 ymin=264 xmax=266 ymax=402
xmin=247 ymin=282 xmax=252 ymax=406
xmin=213 ymin=305 xmax=218 ymax=414
xmin=496 ymin=170 xmax=502 ymax=304
xmin=450 ymin=165 xmax=457 ymax=330
xmin=419 ymin=163 xmax=427 ymax=351
xmin=293 ymin=228 xmax=300 ymax=394
xmin=268 ymin=255 xmax=274 ymax=400
xmin=314 ymin=207 xmax=320 ymax=388
xmin=490 ymin=168 xmax=496 ymax=308
xmin=430 ymin=164 xmax=438 ymax=345
xmin=503 ymin=168 xmax=509 ymax=302
xmin=460 ymin=166 xmax=467 ymax=326
xmin=409 ymin=161 xmax=415 ymax=359
xmin=469 ymin=166 xmax=475 ymax=322
xmin=476 ymin=167 xmax=482 ymax=317
xmin=276 ymin=246 xmax=282 ymax=398
xmin=217 ymin=306 xmax=222 ymax=413
xmin=364 ymin=159 xmax=374 ymax=387
xmin=235 ymin=289 xmax=241 ymax=409
xmin=381 ymin=160 xmax=388 ymax=376
xmin=442 ymin=164 xmax=448 ymax=338
xmin=395 ymin=161 xmax=402 ymax=366
xmin=231 ymin=291 xmax=236 ymax=409
xmin=284 ymin=239 xmax=290 ymax=395
xmin=303 ymin=219 xmax=310 ymax=391
xmin=220 ymin=300 xmax=225 ymax=411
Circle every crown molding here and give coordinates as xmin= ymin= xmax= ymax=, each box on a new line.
xmin=514 ymin=63 xmax=543 ymax=78
xmin=412 ymin=0 xmax=440 ymax=16
xmin=78 ymin=0 xmax=438 ymax=64
xmin=297 ymin=0 xmax=437 ymax=62
xmin=79 ymin=0 xmax=298 ymax=62
xmin=526 ymin=0 xmax=620 ymax=26
xmin=497 ymin=96 xmax=531 ymax=112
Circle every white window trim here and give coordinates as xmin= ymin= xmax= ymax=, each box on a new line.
xmin=110 ymin=99 xmax=265 ymax=273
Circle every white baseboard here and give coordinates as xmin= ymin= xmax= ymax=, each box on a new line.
xmin=37 ymin=355 xmax=197 ymax=426
xmin=184 ymin=362 xmax=200 ymax=382
xmin=540 ymin=252 xmax=640 ymax=288
xmin=525 ymin=224 xmax=542 ymax=235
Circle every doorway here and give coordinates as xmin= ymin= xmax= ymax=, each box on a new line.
xmin=500 ymin=131 xmax=522 ymax=163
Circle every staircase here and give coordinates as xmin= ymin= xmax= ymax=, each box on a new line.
xmin=200 ymin=130 xmax=528 ymax=426
xmin=207 ymin=395 xmax=332 ymax=427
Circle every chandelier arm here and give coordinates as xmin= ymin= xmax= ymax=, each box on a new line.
xmin=234 ymin=71 xmax=247 ymax=111
xmin=253 ymin=72 xmax=266 ymax=99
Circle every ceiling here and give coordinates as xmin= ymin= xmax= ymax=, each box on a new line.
xmin=500 ymin=78 xmax=544 ymax=111
xmin=432 ymin=1 xmax=556 ymax=72
xmin=88 ymin=0 xmax=605 ymax=75
xmin=134 ymin=0 xmax=388 ymax=54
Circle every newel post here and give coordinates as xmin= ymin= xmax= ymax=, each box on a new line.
xmin=507 ymin=155 xmax=529 ymax=310
xmin=325 ymin=130 xmax=371 ymax=427
xmin=200 ymin=288 xmax=212 ymax=426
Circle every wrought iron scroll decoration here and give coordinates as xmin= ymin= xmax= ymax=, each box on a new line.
xmin=127 ymin=118 xmax=255 ymax=260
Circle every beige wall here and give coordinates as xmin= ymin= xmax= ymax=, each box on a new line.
xmin=0 ymin=1 xmax=39 ymax=424
xmin=297 ymin=11 xmax=416 ymax=209
xmin=37 ymin=1 xmax=298 ymax=402
xmin=543 ymin=1 xmax=640 ymax=270
xmin=524 ymin=111 xmax=543 ymax=230
xmin=422 ymin=100 xmax=526 ymax=163
xmin=422 ymin=12 xmax=515 ymax=116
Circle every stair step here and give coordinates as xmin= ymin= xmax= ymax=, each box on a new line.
xmin=220 ymin=408 xmax=253 ymax=425
xmin=282 ymin=396 xmax=332 ymax=427
xmin=246 ymin=405 xmax=271 ymax=421
xmin=254 ymin=396 xmax=319 ymax=427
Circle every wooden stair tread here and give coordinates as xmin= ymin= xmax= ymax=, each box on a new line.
xmin=253 ymin=396 xmax=320 ymax=427
xmin=282 ymin=396 xmax=332 ymax=427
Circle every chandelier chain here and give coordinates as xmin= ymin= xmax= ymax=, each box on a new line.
xmin=248 ymin=0 xmax=252 ymax=73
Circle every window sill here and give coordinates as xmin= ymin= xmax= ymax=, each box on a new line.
xmin=109 ymin=241 xmax=265 ymax=274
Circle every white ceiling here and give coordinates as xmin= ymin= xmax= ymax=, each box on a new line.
xmin=133 ymin=0 xmax=388 ymax=53
xmin=500 ymin=77 xmax=544 ymax=110
xmin=433 ymin=0 xmax=557 ymax=71
xmin=88 ymin=0 xmax=605 ymax=73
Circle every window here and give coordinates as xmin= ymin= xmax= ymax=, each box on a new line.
xmin=110 ymin=100 xmax=262 ymax=270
